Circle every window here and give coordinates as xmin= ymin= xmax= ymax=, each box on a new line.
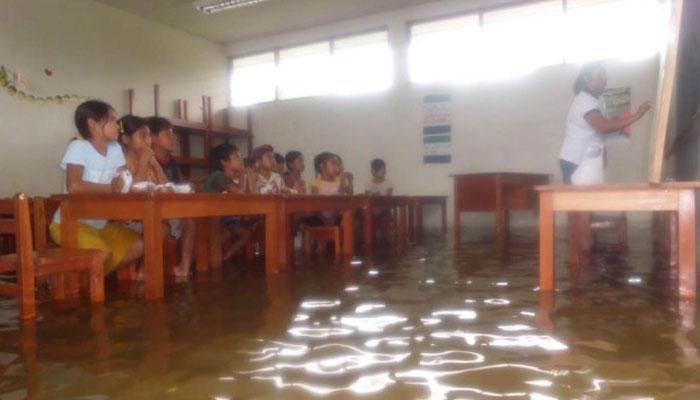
xmin=565 ymin=0 xmax=668 ymax=63
xmin=482 ymin=1 xmax=563 ymax=80
xmin=409 ymin=15 xmax=482 ymax=84
xmin=230 ymin=52 xmax=276 ymax=106
xmin=332 ymin=31 xmax=393 ymax=95
xmin=278 ymin=41 xmax=332 ymax=100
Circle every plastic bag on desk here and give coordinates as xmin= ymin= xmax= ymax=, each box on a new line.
xmin=571 ymin=144 xmax=605 ymax=185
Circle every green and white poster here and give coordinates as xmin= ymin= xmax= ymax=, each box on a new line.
xmin=422 ymin=94 xmax=452 ymax=164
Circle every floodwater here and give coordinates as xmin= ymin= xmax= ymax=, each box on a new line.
xmin=0 ymin=227 xmax=699 ymax=399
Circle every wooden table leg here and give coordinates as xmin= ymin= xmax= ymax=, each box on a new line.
xmin=539 ymin=192 xmax=555 ymax=292
xmin=416 ymin=202 xmax=424 ymax=242
xmin=496 ymin=208 xmax=509 ymax=251
xmin=208 ymin=217 xmax=222 ymax=269
xmin=408 ymin=202 xmax=415 ymax=242
xmin=495 ymin=177 xmax=508 ymax=251
xmin=399 ymin=204 xmax=408 ymax=248
xmin=363 ymin=205 xmax=373 ymax=249
xmin=195 ymin=219 xmax=209 ymax=273
xmin=342 ymin=209 xmax=355 ymax=257
xmin=277 ymin=206 xmax=291 ymax=269
xmin=453 ymin=207 xmax=460 ymax=245
xmin=62 ymin=204 xmax=80 ymax=297
xmin=264 ymin=211 xmax=278 ymax=275
xmin=441 ymin=199 xmax=447 ymax=235
xmin=536 ymin=290 xmax=555 ymax=333
xmin=678 ymin=190 xmax=696 ymax=299
xmin=144 ymin=203 xmax=164 ymax=300
xmin=54 ymin=204 xmax=79 ymax=301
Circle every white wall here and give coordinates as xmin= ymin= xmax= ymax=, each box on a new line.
xmin=0 ymin=0 xmax=228 ymax=197
xmin=226 ymin=0 xmax=660 ymax=229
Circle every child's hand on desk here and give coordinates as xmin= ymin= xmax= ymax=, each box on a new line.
xmin=111 ymin=176 xmax=125 ymax=193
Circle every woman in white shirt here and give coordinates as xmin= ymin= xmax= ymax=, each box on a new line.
xmin=560 ymin=63 xmax=651 ymax=265
xmin=559 ymin=63 xmax=651 ymax=184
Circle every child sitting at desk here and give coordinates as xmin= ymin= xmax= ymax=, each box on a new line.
xmin=120 ymin=115 xmax=195 ymax=279
xmin=253 ymin=145 xmax=285 ymax=194
xmin=274 ymin=152 xmax=285 ymax=176
xmin=119 ymin=115 xmax=168 ymax=187
xmin=365 ymin=158 xmax=394 ymax=242
xmin=365 ymin=158 xmax=393 ymax=196
xmin=147 ymin=117 xmax=185 ymax=184
xmin=312 ymin=152 xmax=341 ymax=195
xmin=50 ymin=100 xmax=143 ymax=275
xmin=311 ymin=152 xmax=345 ymax=225
xmin=204 ymin=143 xmax=252 ymax=261
xmin=284 ymin=151 xmax=306 ymax=194
xmin=335 ymin=154 xmax=354 ymax=195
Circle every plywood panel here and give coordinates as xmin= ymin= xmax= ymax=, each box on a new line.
xmin=649 ymin=0 xmax=685 ymax=183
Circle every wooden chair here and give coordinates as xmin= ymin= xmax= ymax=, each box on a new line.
xmin=304 ymin=226 xmax=341 ymax=260
xmin=31 ymin=196 xmax=60 ymax=252
xmin=0 ymin=194 xmax=106 ymax=321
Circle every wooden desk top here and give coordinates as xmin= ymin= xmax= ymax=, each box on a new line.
xmin=451 ymin=172 xmax=551 ymax=179
xmin=536 ymin=182 xmax=700 ymax=192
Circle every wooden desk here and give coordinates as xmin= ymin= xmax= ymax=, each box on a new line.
xmin=277 ymin=195 xmax=366 ymax=268
xmin=537 ymin=182 xmax=699 ymax=299
xmin=453 ymin=173 xmax=549 ymax=247
xmin=410 ymin=196 xmax=447 ymax=240
xmin=54 ymin=193 xmax=279 ymax=300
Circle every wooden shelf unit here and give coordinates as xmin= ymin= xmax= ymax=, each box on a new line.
xmin=170 ymin=97 xmax=253 ymax=178
xmin=127 ymin=87 xmax=253 ymax=179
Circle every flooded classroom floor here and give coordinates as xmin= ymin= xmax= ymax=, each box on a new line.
xmin=0 ymin=228 xmax=699 ymax=400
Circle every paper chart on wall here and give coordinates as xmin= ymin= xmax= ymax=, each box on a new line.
xmin=423 ymin=94 xmax=452 ymax=164
xmin=600 ymin=87 xmax=632 ymax=142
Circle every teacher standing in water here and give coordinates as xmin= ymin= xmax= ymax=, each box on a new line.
xmin=559 ymin=63 xmax=651 ymax=265
xmin=559 ymin=63 xmax=651 ymax=184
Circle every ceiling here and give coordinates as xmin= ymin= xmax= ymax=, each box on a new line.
xmin=94 ymin=0 xmax=439 ymax=44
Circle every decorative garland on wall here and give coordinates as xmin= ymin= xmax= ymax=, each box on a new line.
xmin=0 ymin=65 xmax=89 ymax=105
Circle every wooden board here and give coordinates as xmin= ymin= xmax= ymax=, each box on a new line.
xmin=649 ymin=0 xmax=685 ymax=183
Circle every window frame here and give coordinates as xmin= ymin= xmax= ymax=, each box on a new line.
xmin=228 ymin=26 xmax=391 ymax=106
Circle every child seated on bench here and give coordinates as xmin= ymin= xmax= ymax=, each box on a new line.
xmin=311 ymin=152 xmax=345 ymax=225
xmin=253 ymin=145 xmax=285 ymax=194
xmin=50 ymin=100 xmax=143 ymax=275
xmin=284 ymin=151 xmax=306 ymax=194
xmin=119 ymin=115 xmax=195 ymax=279
xmin=204 ymin=144 xmax=252 ymax=261
xmin=365 ymin=158 xmax=394 ymax=241
xmin=365 ymin=158 xmax=393 ymax=196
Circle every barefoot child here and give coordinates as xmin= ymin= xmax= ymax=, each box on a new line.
xmin=50 ymin=100 xmax=143 ymax=274
xmin=145 ymin=116 xmax=197 ymax=278
xmin=204 ymin=144 xmax=252 ymax=261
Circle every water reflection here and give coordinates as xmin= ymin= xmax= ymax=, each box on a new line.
xmin=0 ymin=231 xmax=698 ymax=399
